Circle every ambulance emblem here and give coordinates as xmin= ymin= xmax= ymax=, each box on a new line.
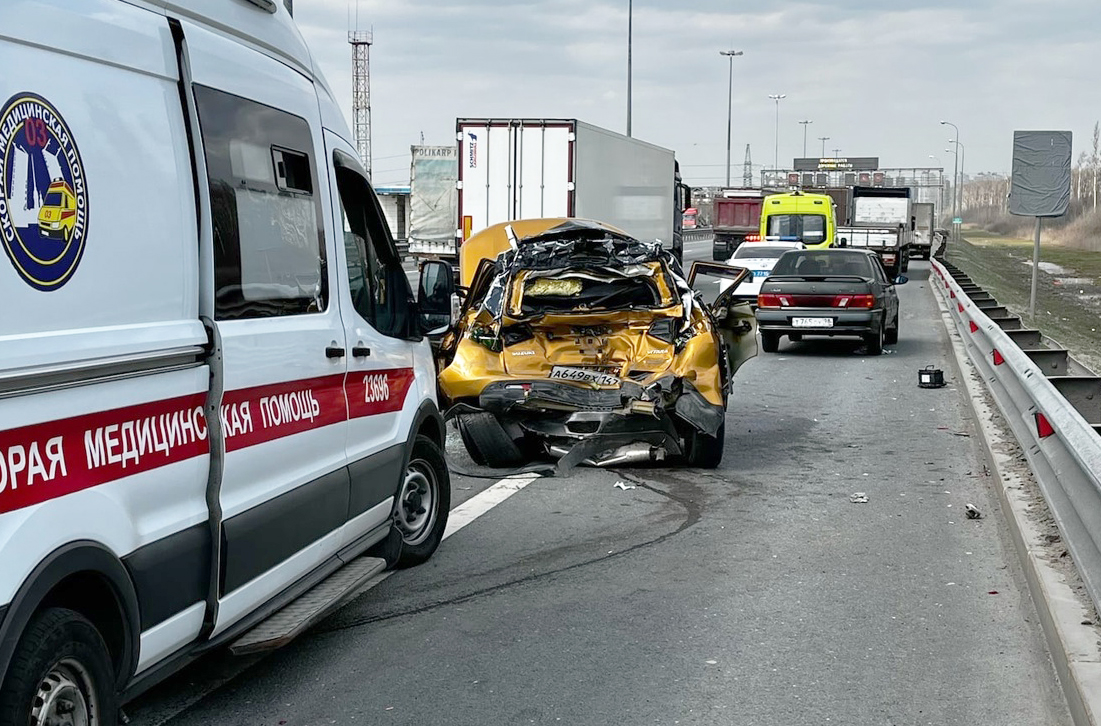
xmin=0 ymin=93 xmax=89 ymax=291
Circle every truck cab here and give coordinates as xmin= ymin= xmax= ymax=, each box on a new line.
xmin=759 ymin=191 xmax=836 ymax=249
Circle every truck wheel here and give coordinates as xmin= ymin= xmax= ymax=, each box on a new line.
xmin=0 ymin=608 xmax=118 ymax=726
xmin=685 ymin=421 xmax=725 ymax=468
xmin=865 ymin=318 xmax=884 ymax=356
xmin=394 ymin=435 xmax=451 ymax=568
xmin=456 ymin=413 xmax=524 ymax=467
xmin=885 ymin=313 xmax=899 ymax=345
xmin=761 ymin=332 xmax=780 ymax=353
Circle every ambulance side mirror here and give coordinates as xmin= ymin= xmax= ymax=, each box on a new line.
xmin=418 ymin=260 xmax=455 ymax=335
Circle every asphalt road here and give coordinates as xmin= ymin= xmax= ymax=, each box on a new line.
xmin=129 ymin=242 xmax=1070 ymax=725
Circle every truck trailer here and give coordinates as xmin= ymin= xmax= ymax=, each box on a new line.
xmin=910 ymin=201 xmax=935 ymax=260
xmin=408 ymin=145 xmax=459 ymax=258
xmin=456 ymin=118 xmax=690 ymax=263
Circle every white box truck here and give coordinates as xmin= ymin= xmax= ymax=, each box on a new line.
xmin=456 ymin=118 xmax=689 ymax=262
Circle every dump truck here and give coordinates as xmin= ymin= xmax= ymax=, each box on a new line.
xmin=711 ymin=188 xmax=768 ymax=260
xmin=456 ymin=118 xmax=690 ymax=264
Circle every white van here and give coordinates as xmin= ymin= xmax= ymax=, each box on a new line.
xmin=0 ymin=1 xmax=456 ymax=721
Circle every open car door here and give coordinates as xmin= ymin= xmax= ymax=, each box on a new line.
xmin=686 ymin=261 xmax=758 ymax=379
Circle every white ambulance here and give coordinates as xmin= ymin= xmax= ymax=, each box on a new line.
xmin=0 ymin=1 xmax=456 ymax=722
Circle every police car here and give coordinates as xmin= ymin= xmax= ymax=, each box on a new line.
xmin=720 ymin=239 xmax=806 ymax=302
xmin=0 ymin=2 xmax=455 ymax=722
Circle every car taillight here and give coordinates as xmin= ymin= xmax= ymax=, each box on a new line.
xmin=757 ymin=293 xmax=789 ymax=308
xmin=833 ymin=294 xmax=875 ymax=308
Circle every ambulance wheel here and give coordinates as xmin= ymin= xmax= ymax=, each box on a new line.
xmin=456 ymin=413 xmax=524 ymax=467
xmin=0 ymin=607 xmax=117 ymax=726
xmin=394 ymin=436 xmax=451 ymax=568
xmin=685 ymin=422 xmax=725 ymax=469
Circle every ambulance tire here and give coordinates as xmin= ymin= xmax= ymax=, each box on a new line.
xmin=394 ymin=436 xmax=451 ymax=568
xmin=457 ymin=413 xmax=524 ymax=468
xmin=0 ymin=607 xmax=117 ymax=726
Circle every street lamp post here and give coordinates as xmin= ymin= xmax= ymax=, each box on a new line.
xmin=626 ymin=0 xmax=632 ymax=137
xmin=949 ymin=139 xmax=966 ymax=215
xmin=798 ymin=120 xmax=812 ymax=158
xmin=940 ymin=121 xmax=960 ymax=239
xmin=768 ymin=94 xmax=786 ymax=170
xmin=720 ymin=50 xmax=744 ymax=187
xmin=818 ymin=136 xmax=829 ymax=157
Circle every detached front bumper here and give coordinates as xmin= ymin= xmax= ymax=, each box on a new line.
xmin=755 ymin=308 xmax=883 ymax=336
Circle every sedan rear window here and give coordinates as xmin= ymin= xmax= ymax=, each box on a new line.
xmin=771 ymin=251 xmax=874 ymax=278
xmin=733 ymin=245 xmax=794 ymax=260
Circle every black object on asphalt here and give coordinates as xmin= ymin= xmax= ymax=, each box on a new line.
xmin=918 ymin=365 xmax=946 ymax=388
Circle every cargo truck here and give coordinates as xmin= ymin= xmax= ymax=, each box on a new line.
xmin=456 ymin=118 xmax=690 ymax=264
xmin=836 ymin=186 xmax=913 ymax=277
xmin=408 ymin=145 xmax=459 ymax=258
xmin=711 ymin=188 xmax=768 ymax=260
xmin=910 ymin=201 xmax=935 ymax=260
xmin=822 ymin=187 xmax=852 ymax=226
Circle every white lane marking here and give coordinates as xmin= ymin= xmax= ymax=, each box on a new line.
xmin=443 ymin=474 xmax=540 ymax=540
xmin=137 ymin=474 xmax=539 ymax=726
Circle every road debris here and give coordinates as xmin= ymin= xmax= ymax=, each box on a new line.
xmin=614 ymin=481 xmax=637 ymax=491
xmin=850 ymin=492 xmax=869 ymax=504
xmin=965 ymin=503 xmax=982 ymax=519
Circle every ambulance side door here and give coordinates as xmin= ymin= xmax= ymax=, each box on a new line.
xmin=181 ymin=20 xmax=351 ymax=635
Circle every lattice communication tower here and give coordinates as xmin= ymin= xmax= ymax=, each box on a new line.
xmin=348 ymin=29 xmax=373 ymax=176
xmin=743 ymin=144 xmax=753 ymax=187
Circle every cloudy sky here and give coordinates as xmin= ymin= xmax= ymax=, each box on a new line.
xmin=294 ymin=0 xmax=1101 ymax=188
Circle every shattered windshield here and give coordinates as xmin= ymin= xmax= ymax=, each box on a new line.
xmin=517 ymin=271 xmax=664 ymax=315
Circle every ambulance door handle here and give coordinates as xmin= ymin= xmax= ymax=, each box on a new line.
xmin=352 ymin=345 xmax=372 ymax=358
xmin=325 ymin=345 xmax=345 ymax=359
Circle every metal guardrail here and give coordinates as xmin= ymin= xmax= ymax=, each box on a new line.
xmin=933 ymin=258 xmax=1101 ymax=617
xmin=683 ymin=227 xmax=713 ymax=242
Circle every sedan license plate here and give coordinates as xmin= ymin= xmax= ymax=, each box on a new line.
xmin=549 ymin=366 xmax=621 ymax=386
xmin=792 ymin=317 xmax=834 ymax=328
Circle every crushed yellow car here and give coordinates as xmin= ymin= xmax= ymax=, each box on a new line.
xmin=437 ymin=219 xmax=758 ymax=469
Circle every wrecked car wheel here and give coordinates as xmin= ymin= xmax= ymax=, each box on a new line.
xmin=684 ymin=421 xmax=724 ymax=468
xmin=761 ymin=332 xmax=780 ymax=353
xmin=457 ymin=413 xmax=525 ymax=467
xmin=788 ymin=333 xmax=802 ymax=342
xmin=456 ymin=417 xmax=488 ymax=466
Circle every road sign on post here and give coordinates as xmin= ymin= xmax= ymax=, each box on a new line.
xmin=952 ymin=217 xmax=962 ymax=224
xmin=1008 ymin=130 xmax=1072 ymax=321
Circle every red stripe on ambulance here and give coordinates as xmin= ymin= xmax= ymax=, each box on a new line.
xmin=0 ymin=394 xmax=208 ymax=514
xmin=0 ymin=368 xmax=415 ymax=514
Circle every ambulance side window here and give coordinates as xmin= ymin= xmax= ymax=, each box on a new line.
xmin=194 ymin=85 xmax=328 ymax=320
xmin=333 ymin=153 xmax=413 ymax=339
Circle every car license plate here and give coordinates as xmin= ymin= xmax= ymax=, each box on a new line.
xmin=752 ymin=269 xmax=770 ymax=277
xmin=549 ymin=366 xmax=621 ymax=386
xmin=792 ymin=317 xmax=833 ymax=328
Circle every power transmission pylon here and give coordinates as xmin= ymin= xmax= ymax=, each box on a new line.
xmin=743 ymin=144 xmax=753 ymax=187
xmin=348 ymin=29 xmax=373 ymax=176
